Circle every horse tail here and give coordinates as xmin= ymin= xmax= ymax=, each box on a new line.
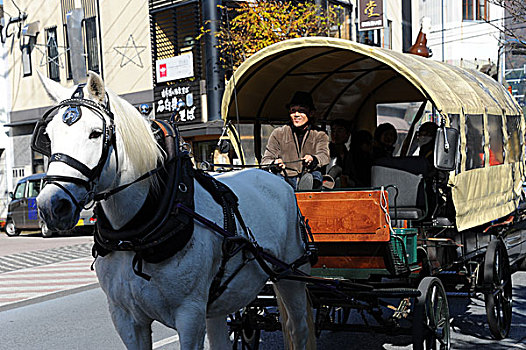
xmin=274 ymin=285 xmax=317 ymax=350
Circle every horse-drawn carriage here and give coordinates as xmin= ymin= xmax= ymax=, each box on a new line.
xmin=219 ymin=37 xmax=526 ymax=348
xmin=31 ymin=36 xmax=525 ymax=350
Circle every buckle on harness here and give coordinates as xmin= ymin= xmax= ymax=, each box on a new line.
xmin=117 ymin=240 xmax=134 ymax=250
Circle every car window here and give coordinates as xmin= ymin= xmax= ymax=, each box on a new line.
xmin=13 ymin=182 xmax=27 ymax=199
xmin=27 ymin=180 xmax=41 ymax=197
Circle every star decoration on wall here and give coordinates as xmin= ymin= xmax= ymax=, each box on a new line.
xmin=34 ymin=35 xmax=70 ymax=69
xmin=113 ymin=34 xmax=146 ymax=68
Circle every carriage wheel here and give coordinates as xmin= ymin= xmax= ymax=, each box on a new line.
xmin=412 ymin=277 xmax=451 ymax=350
xmin=230 ymin=308 xmax=261 ymax=350
xmin=483 ymin=238 xmax=512 ymax=339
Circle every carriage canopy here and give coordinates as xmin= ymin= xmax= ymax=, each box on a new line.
xmin=221 ymin=37 xmax=525 ymax=231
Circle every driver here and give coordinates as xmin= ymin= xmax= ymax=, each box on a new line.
xmin=261 ymin=91 xmax=330 ymax=190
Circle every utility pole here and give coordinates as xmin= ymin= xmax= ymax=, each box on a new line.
xmin=202 ymin=0 xmax=224 ymax=122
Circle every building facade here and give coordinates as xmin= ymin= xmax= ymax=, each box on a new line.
xmin=2 ymin=0 xmax=465 ymax=195
xmin=419 ymin=0 xmax=504 ymax=75
xmin=2 ymin=0 xmax=154 ymax=191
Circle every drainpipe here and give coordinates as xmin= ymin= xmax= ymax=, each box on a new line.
xmin=66 ymin=8 xmax=87 ymax=84
xmin=402 ymin=0 xmax=412 ymax=52
xmin=202 ymin=0 xmax=224 ymax=122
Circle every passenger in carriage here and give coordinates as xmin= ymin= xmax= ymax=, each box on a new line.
xmin=261 ymin=91 xmax=330 ymax=190
xmin=326 ymin=121 xmax=373 ymax=188
xmin=372 ymin=123 xmax=398 ymax=160
xmin=416 ymin=121 xmax=438 ymax=166
xmin=347 ymin=129 xmax=373 ymax=187
xmin=326 ymin=119 xmax=352 ymax=187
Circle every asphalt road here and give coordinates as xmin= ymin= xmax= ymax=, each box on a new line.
xmin=1 ymin=233 xmax=526 ymax=349
xmin=0 ymin=273 xmax=525 ymax=349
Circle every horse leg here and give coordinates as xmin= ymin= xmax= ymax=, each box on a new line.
xmin=175 ymin=304 xmax=207 ymax=350
xmin=206 ymin=315 xmax=231 ymax=349
xmin=273 ymin=280 xmax=316 ymax=350
xmin=109 ymin=305 xmax=153 ymax=350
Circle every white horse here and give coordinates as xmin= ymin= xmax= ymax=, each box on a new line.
xmin=35 ymin=72 xmax=315 ymax=349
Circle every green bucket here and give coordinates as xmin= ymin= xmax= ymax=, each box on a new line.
xmin=391 ymin=228 xmax=418 ymax=265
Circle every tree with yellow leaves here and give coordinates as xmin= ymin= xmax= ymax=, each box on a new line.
xmin=216 ymin=1 xmax=341 ymax=70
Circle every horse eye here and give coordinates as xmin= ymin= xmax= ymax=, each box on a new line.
xmin=89 ymin=130 xmax=103 ymax=139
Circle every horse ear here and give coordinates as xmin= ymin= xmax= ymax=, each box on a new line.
xmin=37 ymin=70 xmax=71 ymax=103
xmin=87 ymin=71 xmax=106 ymax=103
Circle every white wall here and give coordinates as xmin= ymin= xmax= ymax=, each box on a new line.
xmin=0 ymin=10 xmax=14 ymax=213
xmin=419 ymin=0 xmax=503 ymax=68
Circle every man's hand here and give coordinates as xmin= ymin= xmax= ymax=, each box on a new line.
xmin=274 ymin=158 xmax=286 ymax=169
xmin=302 ymin=155 xmax=314 ymax=166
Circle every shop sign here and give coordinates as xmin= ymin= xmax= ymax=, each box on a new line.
xmin=156 ymin=53 xmax=194 ymax=83
xmin=154 ymin=81 xmax=201 ymax=123
xmin=358 ymin=0 xmax=384 ymax=31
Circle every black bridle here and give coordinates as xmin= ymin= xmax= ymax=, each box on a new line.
xmin=31 ymin=85 xmax=117 ymax=211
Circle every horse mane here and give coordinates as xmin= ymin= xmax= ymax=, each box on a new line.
xmin=106 ymin=89 xmax=164 ymax=183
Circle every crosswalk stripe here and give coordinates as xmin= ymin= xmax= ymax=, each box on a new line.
xmin=0 ymin=243 xmax=93 ymax=273
xmin=0 ymin=256 xmax=99 ymax=308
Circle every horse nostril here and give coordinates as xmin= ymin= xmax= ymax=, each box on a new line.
xmin=54 ymin=198 xmax=73 ymax=217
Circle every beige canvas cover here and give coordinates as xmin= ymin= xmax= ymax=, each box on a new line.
xmin=221 ymin=37 xmax=524 ymax=231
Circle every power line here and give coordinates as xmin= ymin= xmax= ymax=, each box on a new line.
xmin=428 ymin=25 xmax=526 ymax=46
xmin=430 ymin=15 xmax=514 ymax=35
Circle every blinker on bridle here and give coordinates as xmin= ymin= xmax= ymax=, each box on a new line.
xmin=31 ymin=83 xmax=117 ymax=212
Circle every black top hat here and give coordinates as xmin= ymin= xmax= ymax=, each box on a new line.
xmin=287 ymin=91 xmax=315 ymax=110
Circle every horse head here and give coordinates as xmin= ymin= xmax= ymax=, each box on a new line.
xmin=34 ymin=71 xmax=163 ymax=232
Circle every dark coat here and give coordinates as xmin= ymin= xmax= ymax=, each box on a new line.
xmin=261 ymin=125 xmax=330 ymax=177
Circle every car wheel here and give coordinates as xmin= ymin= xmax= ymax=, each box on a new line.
xmin=5 ymin=220 xmax=20 ymax=237
xmin=40 ymin=222 xmax=54 ymax=238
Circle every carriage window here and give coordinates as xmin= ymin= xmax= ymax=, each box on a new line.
xmin=487 ymin=115 xmax=504 ymax=166
xmin=506 ymin=115 xmax=522 ymax=163
xmin=449 ymin=114 xmax=462 ymax=173
xmin=238 ymin=124 xmax=256 ymax=165
xmin=449 ymin=114 xmax=460 ymax=131
xmin=376 ymin=102 xmax=417 ymax=156
xmin=465 ymin=114 xmax=484 ymax=170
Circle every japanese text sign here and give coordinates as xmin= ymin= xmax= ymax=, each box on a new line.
xmin=359 ymin=0 xmax=384 ymax=31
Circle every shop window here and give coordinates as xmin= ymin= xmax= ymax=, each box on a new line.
xmin=465 ymin=114 xmax=484 ymax=170
xmin=487 ymin=115 xmax=504 ymax=165
xmin=358 ymin=29 xmax=381 ymax=47
xmin=46 ymin=27 xmax=60 ymax=81
xmin=506 ymin=115 xmax=522 ymax=162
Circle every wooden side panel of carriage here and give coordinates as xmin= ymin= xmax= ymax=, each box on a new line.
xmin=296 ymin=190 xmax=392 ymax=274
